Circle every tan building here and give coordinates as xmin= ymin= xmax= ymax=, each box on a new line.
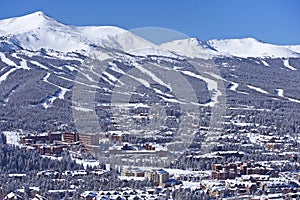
xmin=79 ymin=133 xmax=99 ymax=146
xmin=20 ymin=132 xmax=62 ymax=144
xmin=212 ymin=161 xmax=275 ymax=180
xmin=38 ymin=145 xmax=65 ymax=155
xmin=62 ymin=132 xmax=99 ymax=146
xmin=146 ymin=169 xmax=169 ymax=186
xmin=121 ymin=168 xmax=145 ymax=177
xmin=63 ymin=132 xmax=79 ymax=143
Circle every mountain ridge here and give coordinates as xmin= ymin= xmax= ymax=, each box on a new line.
xmin=0 ymin=11 xmax=299 ymax=58
xmin=0 ymin=11 xmax=300 ymax=134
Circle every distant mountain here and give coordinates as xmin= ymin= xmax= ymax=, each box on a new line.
xmin=160 ymin=38 xmax=218 ymax=58
xmin=161 ymin=37 xmax=300 ymax=58
xmin=0 ymin=11 xmax=175 ymax=57
xmin=207 ymin=38 xmax=300 ymax=58
xmin=0 ymin=11 xmax=300 ymax=134
xmin=1 ymin=11 xmax=299 ymax=58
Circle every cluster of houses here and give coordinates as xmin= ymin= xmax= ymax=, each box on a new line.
xmin=201 ymin=175 xmax=300 ymax=199
xmin=3 ymin=187 xmax=45 ymax=200
xmin=202 ymin=160 xmax=300 ymax=199
xmin=10 ymin=125 xmax=300 ymax=200
xmin=255 ymin=133 xmax=297 ymax=152
xmin=109 ymin=143 xmax=167 ymax=157
xmin=121 ymin=168 xmax=171 ymax=187
xmin=211 ymin=160 xmax=275 ymax=180
xmin=19 ymin=132 xmax=100 ymax=155
xmin=19 ymin=131 xmax=169 ymax=159
xmin=79 ymin=188 xmax=176 ymax=200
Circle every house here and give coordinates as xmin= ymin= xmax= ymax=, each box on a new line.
xmin=80 ymin=191 xmax=98 ymax=200
xmin=208 ymin=186 xmax=228 ymax=198
xmin=37 ymin=170 xmax=59 ymax=178
xmin=4 ymin=187 xmax=42 ymax=200
xmin=108 ymin=132 xmax=124 ymax=142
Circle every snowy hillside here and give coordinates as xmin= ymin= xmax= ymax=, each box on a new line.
xmin=0 ymin=11 xmax=300 ymax=134
xmin=1 ymin=12 xmax=299 ymax=59
xmin=207 ymin=38 xmax=300 ymax=58
xmin=285 ymin=45 xmax=300 ymax=54
xmin=0 ymin=11 xmax=91 ymax=53
xmin=0 ymin=11 xmax=172 ymax=57
xmin=160 ymin=38 xmax=218 ymax=58
xmin=161 ymin=37 xmax=300 ymax=58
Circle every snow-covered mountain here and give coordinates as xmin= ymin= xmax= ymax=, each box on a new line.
xmin=161 ymin=37 xmax=300 ymax=58
xmin=285 ymin=45 xmax=300 ymax=54
xmin=0 ymin=11 xmax=90 ymax=52
xmin=1 ymin=11 xmax=299 ymax=59
xmin=207 ymin=38 xmax=300 ymax=58
xmin=160 ymin=38 xmax=218 ymax=58
xmin=0 ymin=11 xmax=300 ymax=133
xmin=0 ymin=11 xmax=172 ymax=57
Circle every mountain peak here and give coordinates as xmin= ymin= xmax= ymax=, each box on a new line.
xmin=25 ymin=11 xmax=47 ymax=18
xmin=0 ymin=11 xmax=60 ymax=36
xmin=160 ymin=38 xmax=218 ymax=58
xmin=207 ymin=37 xmax=300 ymax=58
xmin=24 ymin=11 xmax=54 ymax=22
xmin=0 ymin=12 xmax=299 ymax=58
xmin=0 ymin=11 xmax=164 ymax=55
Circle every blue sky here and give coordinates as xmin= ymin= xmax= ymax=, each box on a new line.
xmin=0 ymin=0 xmax=299 ymax=45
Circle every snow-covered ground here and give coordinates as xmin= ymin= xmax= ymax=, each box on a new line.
xmin=181 ymin=181 xmax=201 ymax=190
xmin=207 ymin=38 xmax=300 ymax=58
xmin=72 ymin=106 xmax=94 ymax=112
xmin=181 ymin=70 xmax=222 ymax=107
xmin=41 ymin=72 xmax=70 ymax=109
xmin=41 ymin=155 xmax=63 ymax=161
xmin=30 ymin=61 xmax=49 ymax=70
xmin=132 ymin=62 xmax=172 ymax=91
xmin=247 ymin=85 xmax=268 ymax=94
xmin=0 ymin=68 xmax=17 ymax=84
xmin=160 ymin=38 xmax=217 ymax=59
xmin=118 ymin=176 xmax=145 ymax=181
xmin=0 ymin=53 xmax=31 ymax=84
xmin=283 ymin=59 xmax=297 ymax=71
xmin=73 ymin=158 xmax=100 ymax=169
xmin=261 ymin=60 xmax=270 ymax=67
xmin=2 ymin=131 xmax=21 ymax=146
xmin=274 ymin=88 xmax=300 ymax=103
xmin=164 ymin=168 xmax=211 ymax=176
xmin=287 ymin=97 xmax=300 ymax=104
xmin=0 ymin=52 xmax=15 ymax=66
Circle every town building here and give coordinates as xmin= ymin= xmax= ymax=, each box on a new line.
xmin=146 ymin=169 xmax=170 ymax=186
xmin=63 ymin=132 xmax=79 ymax=143
xmin=212 ymin=161 xmax=275 ymax=180
xmin=78 ymin=133 xmax=99 ymax=146
xmin=121 ymin=168 xmax=145 ymax=177
xmin=38 ymin=145 xmax=65 ymax=155
xmin=20 ymin=132 xmax=62 ymax=144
